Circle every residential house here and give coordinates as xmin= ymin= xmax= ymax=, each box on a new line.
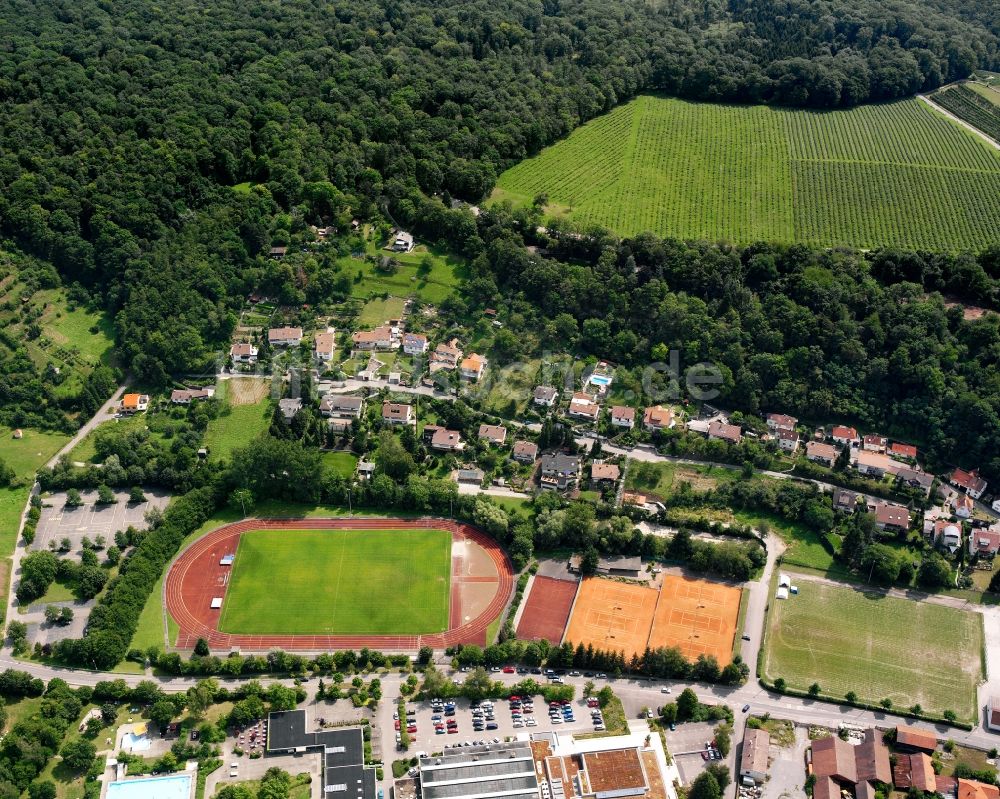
xmin=853 ymin=449 xmax=907 ymax=478
xmin=775 ymin=428 xmax=799 ymax=452
xmin=456 ymin=468 xmax=484 ymax=484
xmin=313 ymin=331 xmax=337 ymax=362
xmin=874 ymin=502 xmax=910 ymax=533
xmin=392 ymin=231 xmax=414 ymax=252
xmin=403 ymin=332 xmax=429 ymax=355
xmin=806 ymin=441 xmax=839 ymax=467
xmin=170 ymin=387 xmax=214 ymax=404
xmin=319 ymin=395 xmax=364 ymax=419
xmin=568 ymin=393 xmax=600 ymax=422
xmin=512 ymin=441 xmax=539 ymax=463
xmin=478 ymin=424 xmax=507 ymax=446
xmin=430 ymin=339 xmax=463 ymax=372
xmin=533 ymin=386 xmax=558 ymax=407
xmin=811 ymin=736 xmax=857 ymax=784
xmin=429 ymin=428 xmax=463 ymax=452
xmin=643 ymin=405 xmax=675 ymax=432
xmin=351 ymin=326 xmax=395 ymax=352
xmin=812 ymin=729 xmax=891 ymax=799
xmin=590 ymin=462 xmax=620 ymax=483
xmin=268 ymin=326 xmax=302 ymax=347
xmin=740 ymin=728 xmax=770 ymax=785
xmin=969 ymin=528 xmax=1000 ymax=559
xmin=708 ymin=420 xmax=742 ymax=445
xmin=955 ymin=493 xmax=975 ymax=519
xmin=890 ymin=442 xmax=918 ymax=461
xmin=895 ymin=726 xmax=937 ymax=754
xmin=278 ymin=398 xmax=302 ymax=421
xmin=609 ymin=406 xmax=635 ymax=429
xmin=855 ymin=729 xmax=892 ymax=786
xmin=863 ymin=434 xmax=888 ymax=453
xmin=540 ymin=452 xmax=581 ymax=491
xmin=459 ymin=353 xmax=487 ymax=381
xmin=356 ymin=461 xmax=375 ymax=481
xmin=932 ymin=520 xmax=962 ymax=553
xmin=120 ymin=393 xmax=150 ymax=414
xmin=831 ymin=425 xmax=860 ymax=447
xmin=230 ymin=342 xmax=258 ymax=365
xmin=268 ymin=246 xmax=287 ymax=259
xmin=622 ymin=491 xmax=648 ymax=507
xmin=832 ymin=488 xmax=859 ymax=514
xmin=766 ymin=413 xmax=797 ymax=433
xmin=951 ymin=468 xmax=988 ymax=500
xmin=381 ymin=402 xmax=414 ymax=425
xmin=897 ymin=468 xmax=934 ymax=494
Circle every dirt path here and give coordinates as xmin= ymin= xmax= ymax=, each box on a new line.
xmin=918 ymin=93 xmax=1000 ymax=151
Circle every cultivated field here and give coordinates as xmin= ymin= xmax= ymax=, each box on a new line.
xmin=931 ymin=84 xmax=1000 ymax=142
xmin=218 ymin=528 xmax=452 ymax=635
xmin=763 ymin=579 xmax=983 ymax=719
xmin=493 ymin=95 xmax=1000 ymax=250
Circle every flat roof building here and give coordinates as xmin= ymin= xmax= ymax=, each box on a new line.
xmin=419 ymin=741 xmax=538 ymax=799
xmin=267 ymin=710 xmax=375 ymax=799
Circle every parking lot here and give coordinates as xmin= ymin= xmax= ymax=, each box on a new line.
xmin=394 ymin=693 xmax=609 ymax=752
xmin=663 ymin=720 xmax=727 ymax=784
xmin=34 ymin=488 xmax=171 ymax=552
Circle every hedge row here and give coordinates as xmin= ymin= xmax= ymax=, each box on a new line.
xmin=757 ymin=678 xmax=972 ymax=731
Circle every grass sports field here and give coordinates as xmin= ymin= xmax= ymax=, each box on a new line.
xmin=493 ymin=95 xmax=1000 ymax=251
xmin=764 ymin=579 xmax=983 ymax=719
xmin=218 ymin=528 xmax=452 ymax=635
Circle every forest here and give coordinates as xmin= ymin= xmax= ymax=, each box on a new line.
xmin=1 ymin=0 xmax=999 ymax=478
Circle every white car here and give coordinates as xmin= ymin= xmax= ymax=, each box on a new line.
xmin=512 ymin=720 xmax=524 ymax=728
xmin=525 ymin=718 xmax=537 ymax=727
xmin=661 ymin=687 xmax=671 ymax=694
xmin=229 ymin=764 xmax=238 ymax=778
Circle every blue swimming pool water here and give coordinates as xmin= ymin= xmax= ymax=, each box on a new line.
xmin=123 ymin=732 xmax=151 ymax=751
xmin=107 ymin=774 xmax=192 ymax=799
xmin=589 ymin=374 xmax=612 ymax=386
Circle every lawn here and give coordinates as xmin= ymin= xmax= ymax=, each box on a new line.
xmin=763 ymin=579 xmax=983 ymax=720
xmin=322 ymin=450 xmax=358 ymax=478
xmin=217 ymin=528 xmax=452 ymax=635
xmin=626 ymin=460 xmax=738 ymax=498
xmin=202 ymin=381 xmax=272 ymax=461
xmin=345 ymin=244 xmax=465 ymax=304
xmin=356 ymin=296 xmax=406 ymax=328
xmin=493 ymin=94 xmax=1000 ymax=251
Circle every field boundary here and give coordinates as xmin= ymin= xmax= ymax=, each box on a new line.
xmin=165 ymin=517 xmax=514 ymax=652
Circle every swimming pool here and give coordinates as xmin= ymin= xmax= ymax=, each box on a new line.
xmin=107 ymin=774 xmax=193 ymax=799
xmin=123 ymin=732 xmax=151 ymax=751
xmin=589 ymin=374 xmax=612 ymax=386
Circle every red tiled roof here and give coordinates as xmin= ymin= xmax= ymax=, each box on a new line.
xmin=896 ymin=726 xmax=937 ymax=753
xmin=890 ymin=442 xmax=918 ymax=459
xmin=812 ymin=736 xmax=857 ymax=783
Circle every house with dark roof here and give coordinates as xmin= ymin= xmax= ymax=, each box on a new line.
xmin=278 ymin=397 xmax=302 ymax=421
xmin=320 ymin=395 xmax=364 ymax=419
xmin=533 ymin=386 xmax=558 ymax=407
xmin=832 ymin=488 xmax=859 ymax=513
xmin=987 ymin=697 xmax=1000 ymax=732
xmin=540 ymin=452 xmax=581 ymax=491
xmin=874 ymin=503 xmax=910 ymax=533
xmin=897 ymin=467 xmax=934 ymax=494
xmin=894 ymin=753 xmax=936 ymax=792
xmin=708 ymin=420 xmax=742 ymax=445
xmin=863 ymin=434 xmax=888 ymax=453
xmin=775 ymin=428 xmax=799 ymax=452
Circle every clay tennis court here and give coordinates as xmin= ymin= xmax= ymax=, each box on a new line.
xmin=564 ymin=578 xmax=660 ymax=657
xmin=564 ymin=574 xmax=742 ymax=662
xmin=649 ymin=575 xmax=741 ymax=665
xmin=516 ymin=576 xmax=579 ymax=642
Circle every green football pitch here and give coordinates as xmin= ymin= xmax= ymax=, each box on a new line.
xmin=217 ymin=528 xmax=452 ymax=635
xmin=763 ymin=579 xmax=983 ymax=720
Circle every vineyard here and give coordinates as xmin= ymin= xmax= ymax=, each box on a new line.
xmin=492 ymin=95 xmax=1000 ymax=251
xmin=931 ymin=84 xmax=1000 ymax=142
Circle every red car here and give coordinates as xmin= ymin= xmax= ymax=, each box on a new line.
xmin=502 ymin=666 xmax=515 ymax=673
xmin=394 ymin=720 xmax=401 ymax=730
xmin=407 ymin=726 xmax=417 ymax=734
xmin=448 ymin=727 xmax=458 ymax=734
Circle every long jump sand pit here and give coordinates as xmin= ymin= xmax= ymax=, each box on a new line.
xmin=649 ymin=575 xmax=741 ymax=664
xmin=564 ymin=574 xmax=741 ymax=664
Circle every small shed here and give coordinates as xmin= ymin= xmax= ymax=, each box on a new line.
xmin=210 ymin=597 xmax=223 ymax=609
xmin=776 ymin=587 xmax=789 ymax=600
xmin=778 ymin=573 xmax=791 ymax=588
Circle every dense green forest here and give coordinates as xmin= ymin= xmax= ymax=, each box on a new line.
xmin=1 ymin=0 xmax=1000 ymax=475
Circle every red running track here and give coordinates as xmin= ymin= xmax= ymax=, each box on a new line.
xmin=165 ymin=518 xmax=514 ymax=652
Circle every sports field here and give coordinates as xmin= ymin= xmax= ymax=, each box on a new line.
xmin=564 ymin=574 xmax=741 ymax=663
xmin=218 ymin=528 xmax=452 ymax=635
xmin=763 ymin=579 xmax=983 ymax=719
xmin=493 ymin=95 xmax=1000 ymax=251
